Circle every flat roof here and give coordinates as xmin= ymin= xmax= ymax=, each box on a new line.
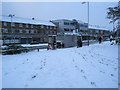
xmin=89 ymin=26 xmax=109 ymax=31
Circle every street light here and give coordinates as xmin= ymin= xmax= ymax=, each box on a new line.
xmin=82 ymin=2 xmax=90 ymax=46
xmin=8 ymin=14 xmax=15 ymax=45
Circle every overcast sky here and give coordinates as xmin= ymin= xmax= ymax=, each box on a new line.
xmin=2 ymin=2 xmax=118 ymax=30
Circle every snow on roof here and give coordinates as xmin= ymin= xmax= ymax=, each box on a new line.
xmin=77 ymin=20 xmax=87 ymax=25
xmin=20 ymin=43 xmax=48 ymax=47
xmin=89 ymin=25 xmax=109 ymax=31
xmin=64 ymin=32 xmax=82 ymax=36
xmin=0 ymin=16 xmax=56 ymax=26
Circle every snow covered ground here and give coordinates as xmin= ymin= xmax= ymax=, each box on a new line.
xmin=2 ymin=41 xmax=118 ymax=88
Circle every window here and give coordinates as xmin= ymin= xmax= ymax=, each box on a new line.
xmin=11 ymin=29 xmax=15 ymax=33
xmin=19 ymin=29 xmax=23 ymax=33
xmin=3 ymin=22 xmax=7 ymax=26
xmin=3 ymin=28 xmax=8 ymax=33
xmin=70 ymin=23 xmax=74 ymax=25
xmin=19 ymin=23 xmax=23 ymax=27
xmin=41 ymin=25 xmax=44 ymax=28
xmin=26 ymin=24 xmax=29 ymax=28
xmin=71 ymin=29 xmax=73 ymax=31
xmin=36 ymin=26 xmax=38 ymax=28
xmin=100 ymin=31 xmax=103 ymax=34
xmin=31 ymin=25 xmax=33 ymax=28
xmin=31 ymin=30 xmax=34 ymax=34
xmin=46 ymin=31 xmax=48 ymax=34
xmin=34 ymin=30 xmax=38 ymax=33
xmin=96 ymin=30 xmax=99 ymax=33
xmin=36 ymin=30 xmax=38 ymax=33
xmin=54 ymin=31 xmax=56 ymax=34
xmin=64 ymin=22 xmax=69 ymax=25
xmin=43 ymin=30 xmax=45 ymax=34
xmin=46 ymin=26 xmax=49 ymax=29
xmin=26 ymin=30 xmax=29 ymax=33
xmin=54 ymin=27 xmax=56 ymax=30
xmin=50 ymin=31 xmax=52 ymax=34
xmin=64 ymin=28 xmax=69 ymax=31
xmin=11 ymin=23 xmax=15 ymax=27
xmin=50 ymin=26 xmax=53 ymax=29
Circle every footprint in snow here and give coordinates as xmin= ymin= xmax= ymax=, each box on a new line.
xmin=82 ymin=56 xmax=85 ymax=59
xmin=72 ymin=59 xmax=75 ymax=62
xmin=43 ymin=62 xmax=46 ymax=66
xmin=40 ymin=67 xmax=43 ymax=70
xmin=83 ymin=75 xmax=87 ymax=79
xmin=24 ymin=84 xmax=28 ymax=87
xmin=99 ymin=61 xmax=103 ymax=64
xmin=111 ymin=74 xmax=114 ymax=77
xmin=75 ymin=65 xmax=79 ymax=70
xmin=114 ymin=68 xmax=117 ymax=71
xmin=82 ymin=56 xmax=87 ymax=61
xmin=80 ymin=69 xmax=85 ymax=73
xmin=40 ymin=60 xmax=43 ymax=63
xmin=100 ymin=70 xmax=105 ymax=74
xmin=4 ymin=72 xmax=8 ymax=76
xmin=32 ymin=73 xmax=38 ymax=79
xmin=91 ymin=55 xmax=94 ymax=57
xmin=89 ymin=51 xmax=91 ymax=53
xmin=91 ymin=82 xmax=96 ymax=87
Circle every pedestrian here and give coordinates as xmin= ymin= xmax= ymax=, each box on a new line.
xmin=79 ymin=40 xmax=82 ymax=47
xmin=98 ymin=37 xmax=102 ymax=44
xmin=110 ymin=35 xmax=113 ymax=42
xmin=110 ymin=38 xmax=112 ymax=42
xmin=77 ymin=40 xmax=80 ymax=48
xmin=115 ymin=38 xmax=118 ymax=44
xmin=47 ymin=43 xmax=52 ymax=50
xmin=77 ymin=39 xmax=82 ymax=48
xmin=37 ymin=48 xmax=39 ymax=52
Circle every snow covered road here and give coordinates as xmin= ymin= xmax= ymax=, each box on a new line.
xmin=2 ymin=41 xmax=118 ymax=88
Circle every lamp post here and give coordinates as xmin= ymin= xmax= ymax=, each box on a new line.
xmin=9 ymin=14 xmax=15 ymax=45
xmin=82 ymin=2 xmax=90 ymax=46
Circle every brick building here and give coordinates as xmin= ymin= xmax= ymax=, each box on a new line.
xmin=0 ymin=16 xmax=57 ymax=45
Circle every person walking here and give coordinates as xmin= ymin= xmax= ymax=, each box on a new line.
xmin=37 ymin=48 xmax=39 ymax=52
xmin=98 ymin=37 xmax=102 ymax=44
xmin=79 ymin=39 xmax=82 ymax=47
xmin=77 ymin=40 xmax=80 ymax=48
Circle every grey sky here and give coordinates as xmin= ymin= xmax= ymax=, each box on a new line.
xmin=2 ymin=2 xmax=118 ymax=30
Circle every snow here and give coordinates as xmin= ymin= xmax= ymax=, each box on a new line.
xmin=1 ymin=46 xmax=8 ymax=49
xmin=77 ymin=20 xmax=87 ymax=25
xmin=20 ymin=43 xmax=48 ymax=47
xmin=1 ymin=16 xmax=56 ymax=26
xmin=64 ymin=32 xmax=81 ymax=36
xmin=82 ymin=40 xmax=97 ymax=43
xmin=2 ymin=41 xmax=118 ymax=88
xmin=89 ymin=25 xmax=109 ymax=31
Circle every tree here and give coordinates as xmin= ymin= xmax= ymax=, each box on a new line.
xmin=107 ymin=1 xmax=120 ymax=23
xmin=107 ymin=1 xmax=120 ymax=37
